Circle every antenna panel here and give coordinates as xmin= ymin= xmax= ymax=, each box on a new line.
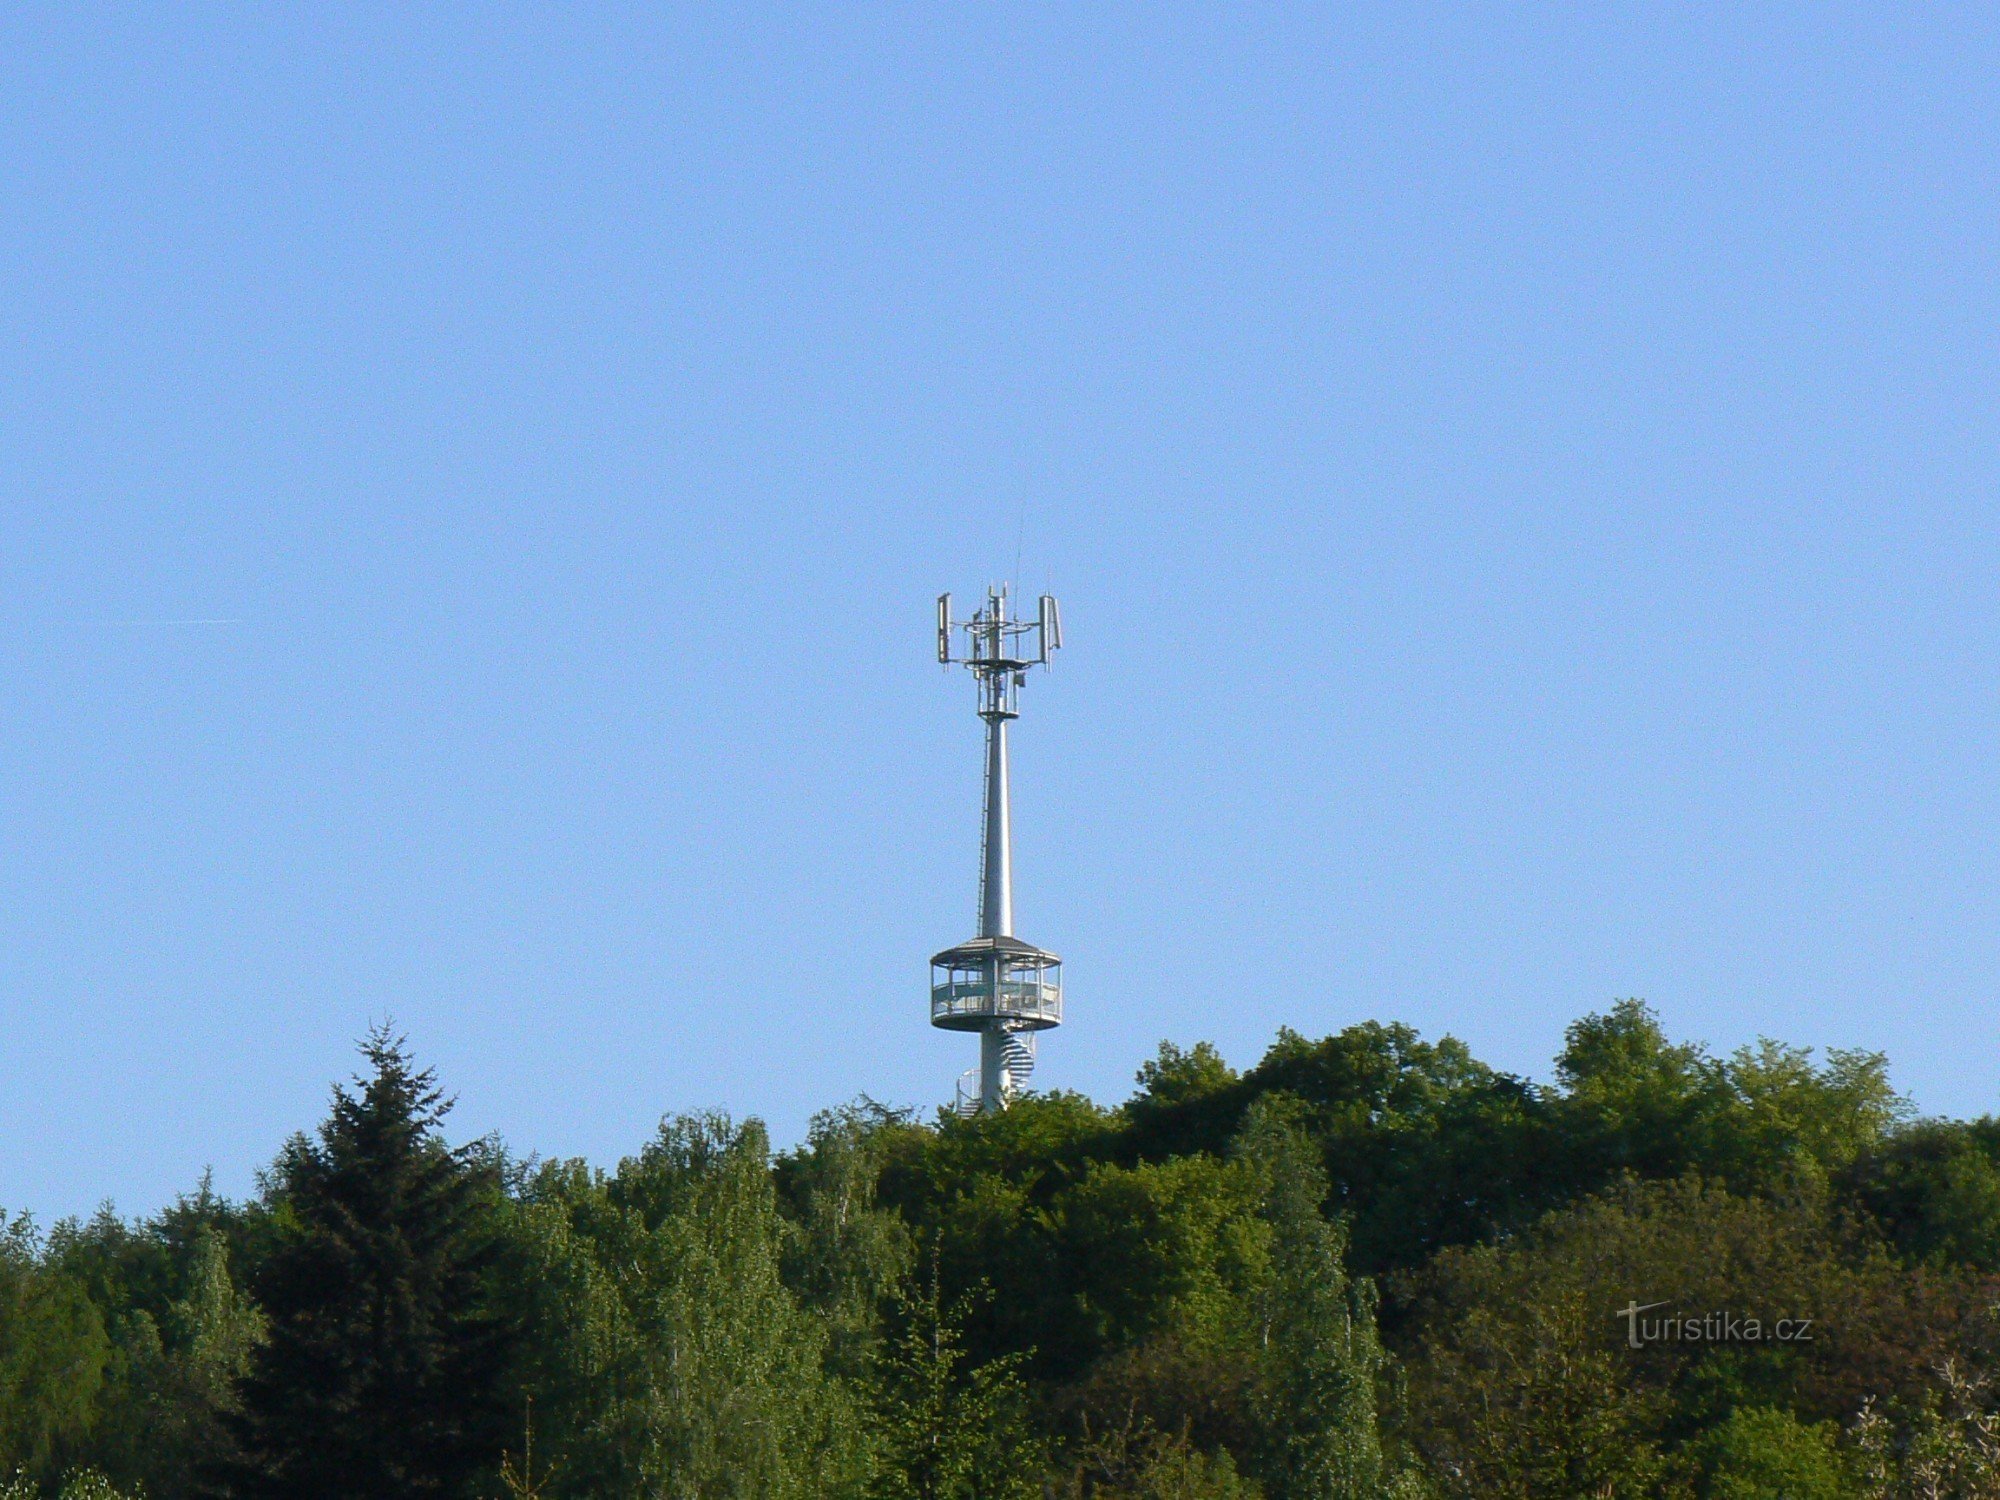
xmin=937 ymin=593 xmax=952 ymax=663
xmin=1039 ymin=594 xmax=1061 ymax=656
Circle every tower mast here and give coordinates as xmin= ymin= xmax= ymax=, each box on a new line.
xmin=931 ymin=585 xmax=1063 ymax=1113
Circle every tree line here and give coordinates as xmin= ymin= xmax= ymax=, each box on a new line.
xmin=7 ymin=1001 xmax=2000 ymax=1498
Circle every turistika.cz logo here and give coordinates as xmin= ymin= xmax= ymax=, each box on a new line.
xmin=1616 ymin=1301 xmax=1815 ymax=1348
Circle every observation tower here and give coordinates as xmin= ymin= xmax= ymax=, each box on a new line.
xmin=930 ymin=585 xmax=1063 ymax=1114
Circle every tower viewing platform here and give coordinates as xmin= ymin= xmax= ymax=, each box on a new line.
xmin=929 ymin=935 xmax=1062 ymax=1031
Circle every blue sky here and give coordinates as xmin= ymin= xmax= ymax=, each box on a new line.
xmin=3 ymin=6 xmax=1998 ymax=1220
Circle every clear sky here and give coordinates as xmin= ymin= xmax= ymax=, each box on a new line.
xmin=4 ymin=6 xmax=1998 ymax=1222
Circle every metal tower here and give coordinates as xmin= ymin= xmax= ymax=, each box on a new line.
xmin=930 ymin=585 xmax=1063 ymax=1114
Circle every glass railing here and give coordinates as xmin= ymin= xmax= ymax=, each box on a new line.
xmin=930 ymin=976 xmax=1062 ymax=1022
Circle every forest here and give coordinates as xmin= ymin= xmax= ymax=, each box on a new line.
xmin=5 ymin=1001 xmax=2000 ymax=1499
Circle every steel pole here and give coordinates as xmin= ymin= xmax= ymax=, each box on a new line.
xmin=978 ymin=714 xmax=1012 ymax=938
xmin=978 ymin=706 xmax=1011 ymax=1113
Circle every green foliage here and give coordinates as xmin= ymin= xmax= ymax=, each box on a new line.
xmin=1851 ymin=1363 xmax=2000 ymax=1499
xmin=1234 ymin=1100 xmax=1389 ymax=1500
xmin=512 ymin=1113 xmax=870 ymax=1500
xmin=1136 ymin=1044 xmax=1238 ymax=1110
xmin=1719 ymin=1040 xmax=1905 ymax=1190
xmin=9 ymin=1006 xmax=2000 ymax=1499
xmin=1040 ymin=1152 xmax=1268 ymax=1462
xmin=55 ymin=1475 xmax=139 ymax=1500
xmin=1406 ymin=1273 xmax=1669 ymax=1499
xmin=776 ymin=1103 xmax=920 ymax=1378
xmin=880 ymin=1095 xmax=1124 ymax=1382
xmin=93 ymin=1227 xmax=263 ymax=1497
xmin=1126 ymin=1023 xmax=1554 ymax=1278
xmin=865 ymin=1263 xmax=1038 ymax=1500
xmin=1685 ymin=1406 xmax=1850 ymax=1500
xmin=890 ymin=1093 xmax=1122 ymax=1215
xmin=1046 ymin=1411 xmax=1264 ymax=1499
xmin=1055 ymin=1154 xmax=1264 ymax=1360
xmin=0 ymin=1217 xmax=110 ymax=1482
xmin=1553 ymin=1002 xmax=1906 ymax=1199
xmin=1122 ymin=1045 xmax=1245 ymax=1163
xmin=1845 ymin=1120 xmax=2000 ymax=1271
xmin=1399 ymin=1175 xmax=1982 ymax=1497
xmin=0 ymin=1470 xmax=143 ymax=1500
xmin=214 ymin=1027 xmax=516 ymax=1499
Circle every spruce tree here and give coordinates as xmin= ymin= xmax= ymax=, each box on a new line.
xmin=210 ymin=1028 xmax=514 ymax=1499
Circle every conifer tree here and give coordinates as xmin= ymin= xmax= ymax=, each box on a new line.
xmin=209 ymin=1028 xmax=514 ymax=1499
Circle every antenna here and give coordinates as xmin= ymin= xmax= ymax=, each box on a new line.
xmin=928 ymin=585 xmax=1065 ymax=1114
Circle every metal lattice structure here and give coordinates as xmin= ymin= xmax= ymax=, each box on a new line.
xmin=930 ymin=585 xmax=1063 ymax=1113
